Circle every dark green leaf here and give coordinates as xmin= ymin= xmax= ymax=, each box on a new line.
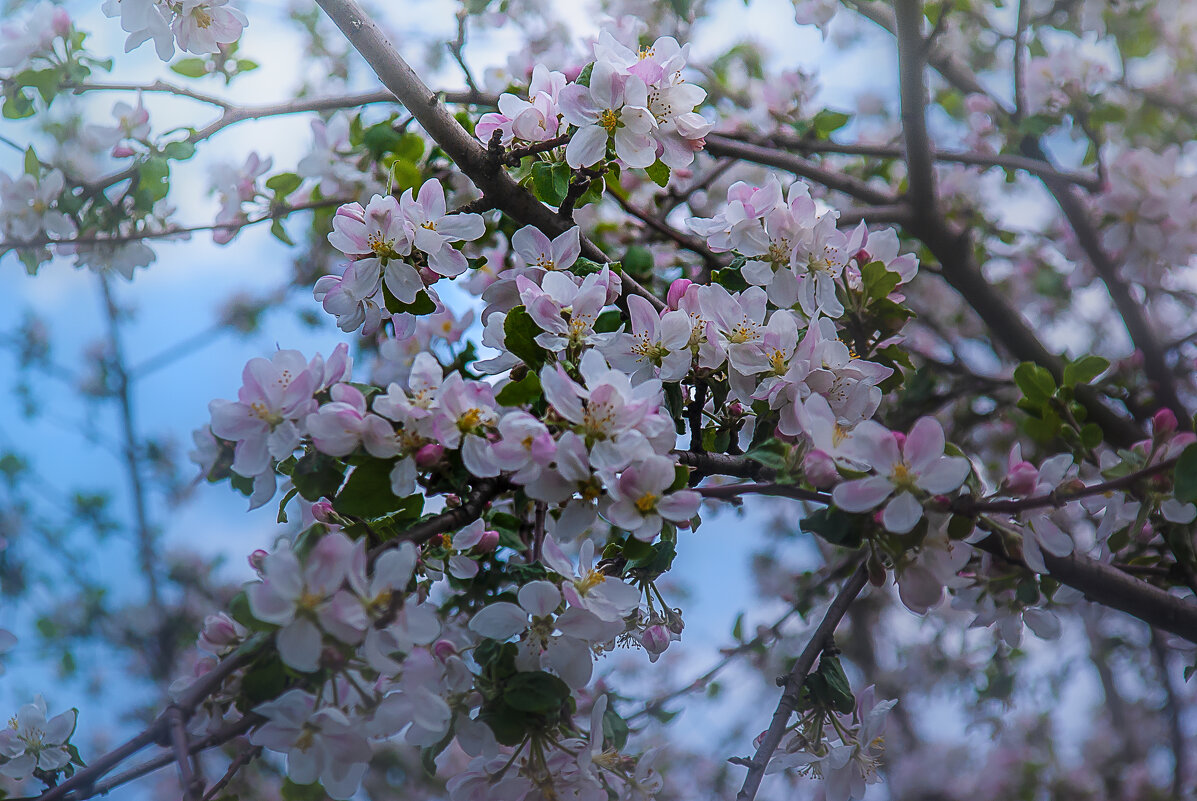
xmin=1174 ymin=444 xmax=1197 ymax=504
xmin=1062 ymin=355 xmax=1109 ymax=387
xmin=291 ymin=450 xmax=346 ymax=502
xmin=495 ymin=372 xmax=542 ymax=406
xmin=644 ymin=159 xmax=670 ymax=187
xmin=1013 ymin=362 xmax=1056 ymax=404
xmin=334 ymin=459 xmax=406 ymax=519
xmin=503 ymin=671 xmax=571 ymax=713
xmin=503 ymin=306 xmax=549 ymax=371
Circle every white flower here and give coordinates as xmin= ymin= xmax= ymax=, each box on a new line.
xmin=0 ymin=696 xmax=77 ymax=779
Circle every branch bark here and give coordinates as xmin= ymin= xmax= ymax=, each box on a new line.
xmin=735 ymin=562 xmax=870 ymax=801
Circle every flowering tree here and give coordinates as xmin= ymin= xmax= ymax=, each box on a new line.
xmin=2 ymin=0 xmax=1197 ymax=799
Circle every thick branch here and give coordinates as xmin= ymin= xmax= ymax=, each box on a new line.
xmin=735 ymin=563 xmax=870 ymax=801
xmin=894 ymin=0 xmax=937 ymax=214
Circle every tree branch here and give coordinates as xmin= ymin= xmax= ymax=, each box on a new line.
xmin=735 ymin=562 xmax=870 ymax=801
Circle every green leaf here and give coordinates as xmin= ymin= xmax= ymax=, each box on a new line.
xmin=503 ymin=671 xmax=571 ymax=713
xmin=384 ymin=288 xmax=437 ymax=316
xmin=531 ymin=162 xmax=570 ymax=206
xmin=602 ymin=701 xmax=630 ymax=750
xmin=394 ymin=132 xmax=425 ymax=163
xmin=594 ymin=309 xmax=624 ymax=333
xmin=161 ymin=140 xmax=196 ymax=161
xmin=860 ymin=260 xmax=901 ymax=304
xmin=644 ymin=159 xmax=670 ymax=187
xmin=276 ymin=486 xmax=299 ymax=523
xmin=1174 ymin=444 xmax=1197 ymax=504
xmin=812 ymin=109 xmax=851 ymax=138
xmin=575 ymin=62 xmax=595 ymax=87
xmin=744 ymin=438 xmax=789 ymax=472
xmin=1079 ymin=423 xmax=1104 ymax=450
xmin=495 ymin=372 xmax=542 ymax=406
xmin=18 ymin=68 xmax=62 ymax=103
xmin=334 ymin=459 xmax=406 ymax=519
xmin=265 ymin=171 xmax=302 ymax=196
xmin=270 ymin=218 xmax=294 ymax=246
xmin=801 ymin=508 xmax=865 ymax=548
xmin=170 ymin=57 xmax=209 ymax=78
xmin=1062 ymin=355 xmax=1109 ymax=387
xmin=23 ymin=146 xmax=39 ymax=177
xmin=622 ymin=245 xmax=654 ymax=277
xmin=814 ymin=655 xmax=855 ymax=714
xmin=291 ymin=450 xmax=346 ymax=502
xmin=1013 ymin=362 xmax=1057 ymax=404
xmin=2 ymin=90 xmax=35 ymax=119
xmin=503 ymin=306 xmax=549 ymax=371
xmin=362 ymin=122 xmax=403 ymax=158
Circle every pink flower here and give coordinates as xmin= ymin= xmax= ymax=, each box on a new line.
xmin=601 ymin=455 xmax=701 ymax=540
xmin=832 ymin=417 xmax=970 ymax=534
xmin=560 ymin=63 xmax=657 ymax=168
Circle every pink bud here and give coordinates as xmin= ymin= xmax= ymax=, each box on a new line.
xmin=193 ymin=656 xmax=217 ymax=678
xmin=892 ymin=431 xmax=906 ymax=449
xmin=418 ymin=265 xmax=440 ymax=284
xmin=727 ymin=401 xmax=745 ymax=418
xmin=200 ymin=613 xmax=239 ymax=648
xmin=111 ymin=144 xmax=136 ymax=159
xmin=641 ymin=625 xmax=670 ymax=655
xmin=432 ymin=639 xmax=458 ymax=663
xmin=853 ymin=248 xmax=871 ymax=264
xmin=52 ymin=8 xmax=71 ymax=36
xmin=320 ymin=646 xmax=347 ymax=670
xmin=1003 ymin=462 xmax=1039 ymax=496
xmin=603 ymin=271 xmax=623 ymax=305
xmin=475 ymin=529 xmax=500 ymax=553
xmin=248 ymin=549 xmax=268 ymax=572
xmin=415 ymin=443 xmax=445 ymax=468
xmin=666 ymin=278 xmax=692 ymax=310
xmin=802 ymin=449 xmax=839 ymax=489
xmin=1153 ymin=408 xmax=1179 ymax=438
xmin=445 ymin=493 xmax=462 ymax=508
xmin=310 ymin=499 xmax=335 ymax=523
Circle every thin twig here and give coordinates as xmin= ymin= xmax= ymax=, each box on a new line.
xmin=735 ymin=562 xmax=870 ymax=801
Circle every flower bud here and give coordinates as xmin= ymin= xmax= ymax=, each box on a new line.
xmin=199 ymin=613 xmax=240 ymax=649
xmin=320 ymin=646 xmax=347 ymax=671
xmin=727 ymin=401 xmax=745 ymax=418
xmin=52 ymin=8 xmax=72 ymax=36
xmin=445 ymin=493 xmax=462 ymax=508
xmin=433 ymin=639 xmax=458 ymax=663
xmin=415 ymin=443 xmax=445 ymax=468
xmin=310 ymin=499 xmax=335 ymax=523
xmin=248 ymin=549 xmax=268 ymax=572
xmin=853 ymin=248 xmax=871 ymax=265
xmin=641 ymin=625 xmax=670 ymax=656
xmin=892 ymin=431 xmax=907 ymax=450
xmin=1003 ymin=461 xmax=1039 ymax=496
xmin=475 ymin=529 xmax=500 ymax=553
xmin=802 ymin=449 xmax=839 ymax=489
xmin=418 ymin=264 xmax=440 ymax=284
xmin=666 ymin=278 xmax=693 ymax=310
xmin=112 ymin=144 xmax=136 ymax=159
xmin=1153 ymin=408 xmax=1179 ymax=438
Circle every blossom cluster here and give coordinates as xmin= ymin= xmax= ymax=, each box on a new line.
xmin=478 ymin=29 xmax=712 ymax=170
xmin=102 ymin=0 xmax=247 ymax=61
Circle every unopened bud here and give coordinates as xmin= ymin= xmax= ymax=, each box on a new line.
xmin=248 ymin=549 xmax=268 ymax=572
xmin=892 ymin=431 xmax=906 ymax=449
xmin=52 ymin=8 xmax=72 ymax=36
xmin=320 ymin=646 xmax=347 ymax=670
xmin=112 ymin=144 xmax=136 ymax=158
xmin=415 ymin=443 xmax=445 ymax=468
xmin=727 ymin=401 xmax=745 ymax=418
xmin=802 ymin=449 xmax=839 ymax=489
xmin=310 ymin=499 xmax=335 ymax=523
xmin=1153 ymin=408 xmax=1179 ymax=438
xmin=418 ymin=265 xmax=440 ymax=284
xmin=641 ymin=625 xmax=670 ymax=655
xmin=432 ymin=639 xmax=458 ymax=663
xmin=445 ymin=493 xmax=462 ymax=508
xmin=475 ymin=529 xmax=500 ymax=553
xmin=666 ymin=278 xmax=693 ymax=310
xmin=853 ymin=248 xmax=871 ymax=265
xmin=1003 ymin=462 xmax=1039 ymax=496
xmin=200 ymin=613 xmax=240 ymax=648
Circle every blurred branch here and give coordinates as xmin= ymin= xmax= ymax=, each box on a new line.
xmin=735 ymin=562 xmax=869 ymax=801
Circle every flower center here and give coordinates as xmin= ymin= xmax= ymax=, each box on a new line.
xmin=634 ymin=493 xmax=658 ymax=514
xmin=576 ymin=569 xmax=606 ymax=594
xmin=193 ymin=8 xmax=213 ymax=27
xmin=599 ymin=109 xmax=620 ymax=133
xmin=457 ymin=408 xmax=483 ymax=431
xmin=889 ymin=461 xmax=916 ymax=490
